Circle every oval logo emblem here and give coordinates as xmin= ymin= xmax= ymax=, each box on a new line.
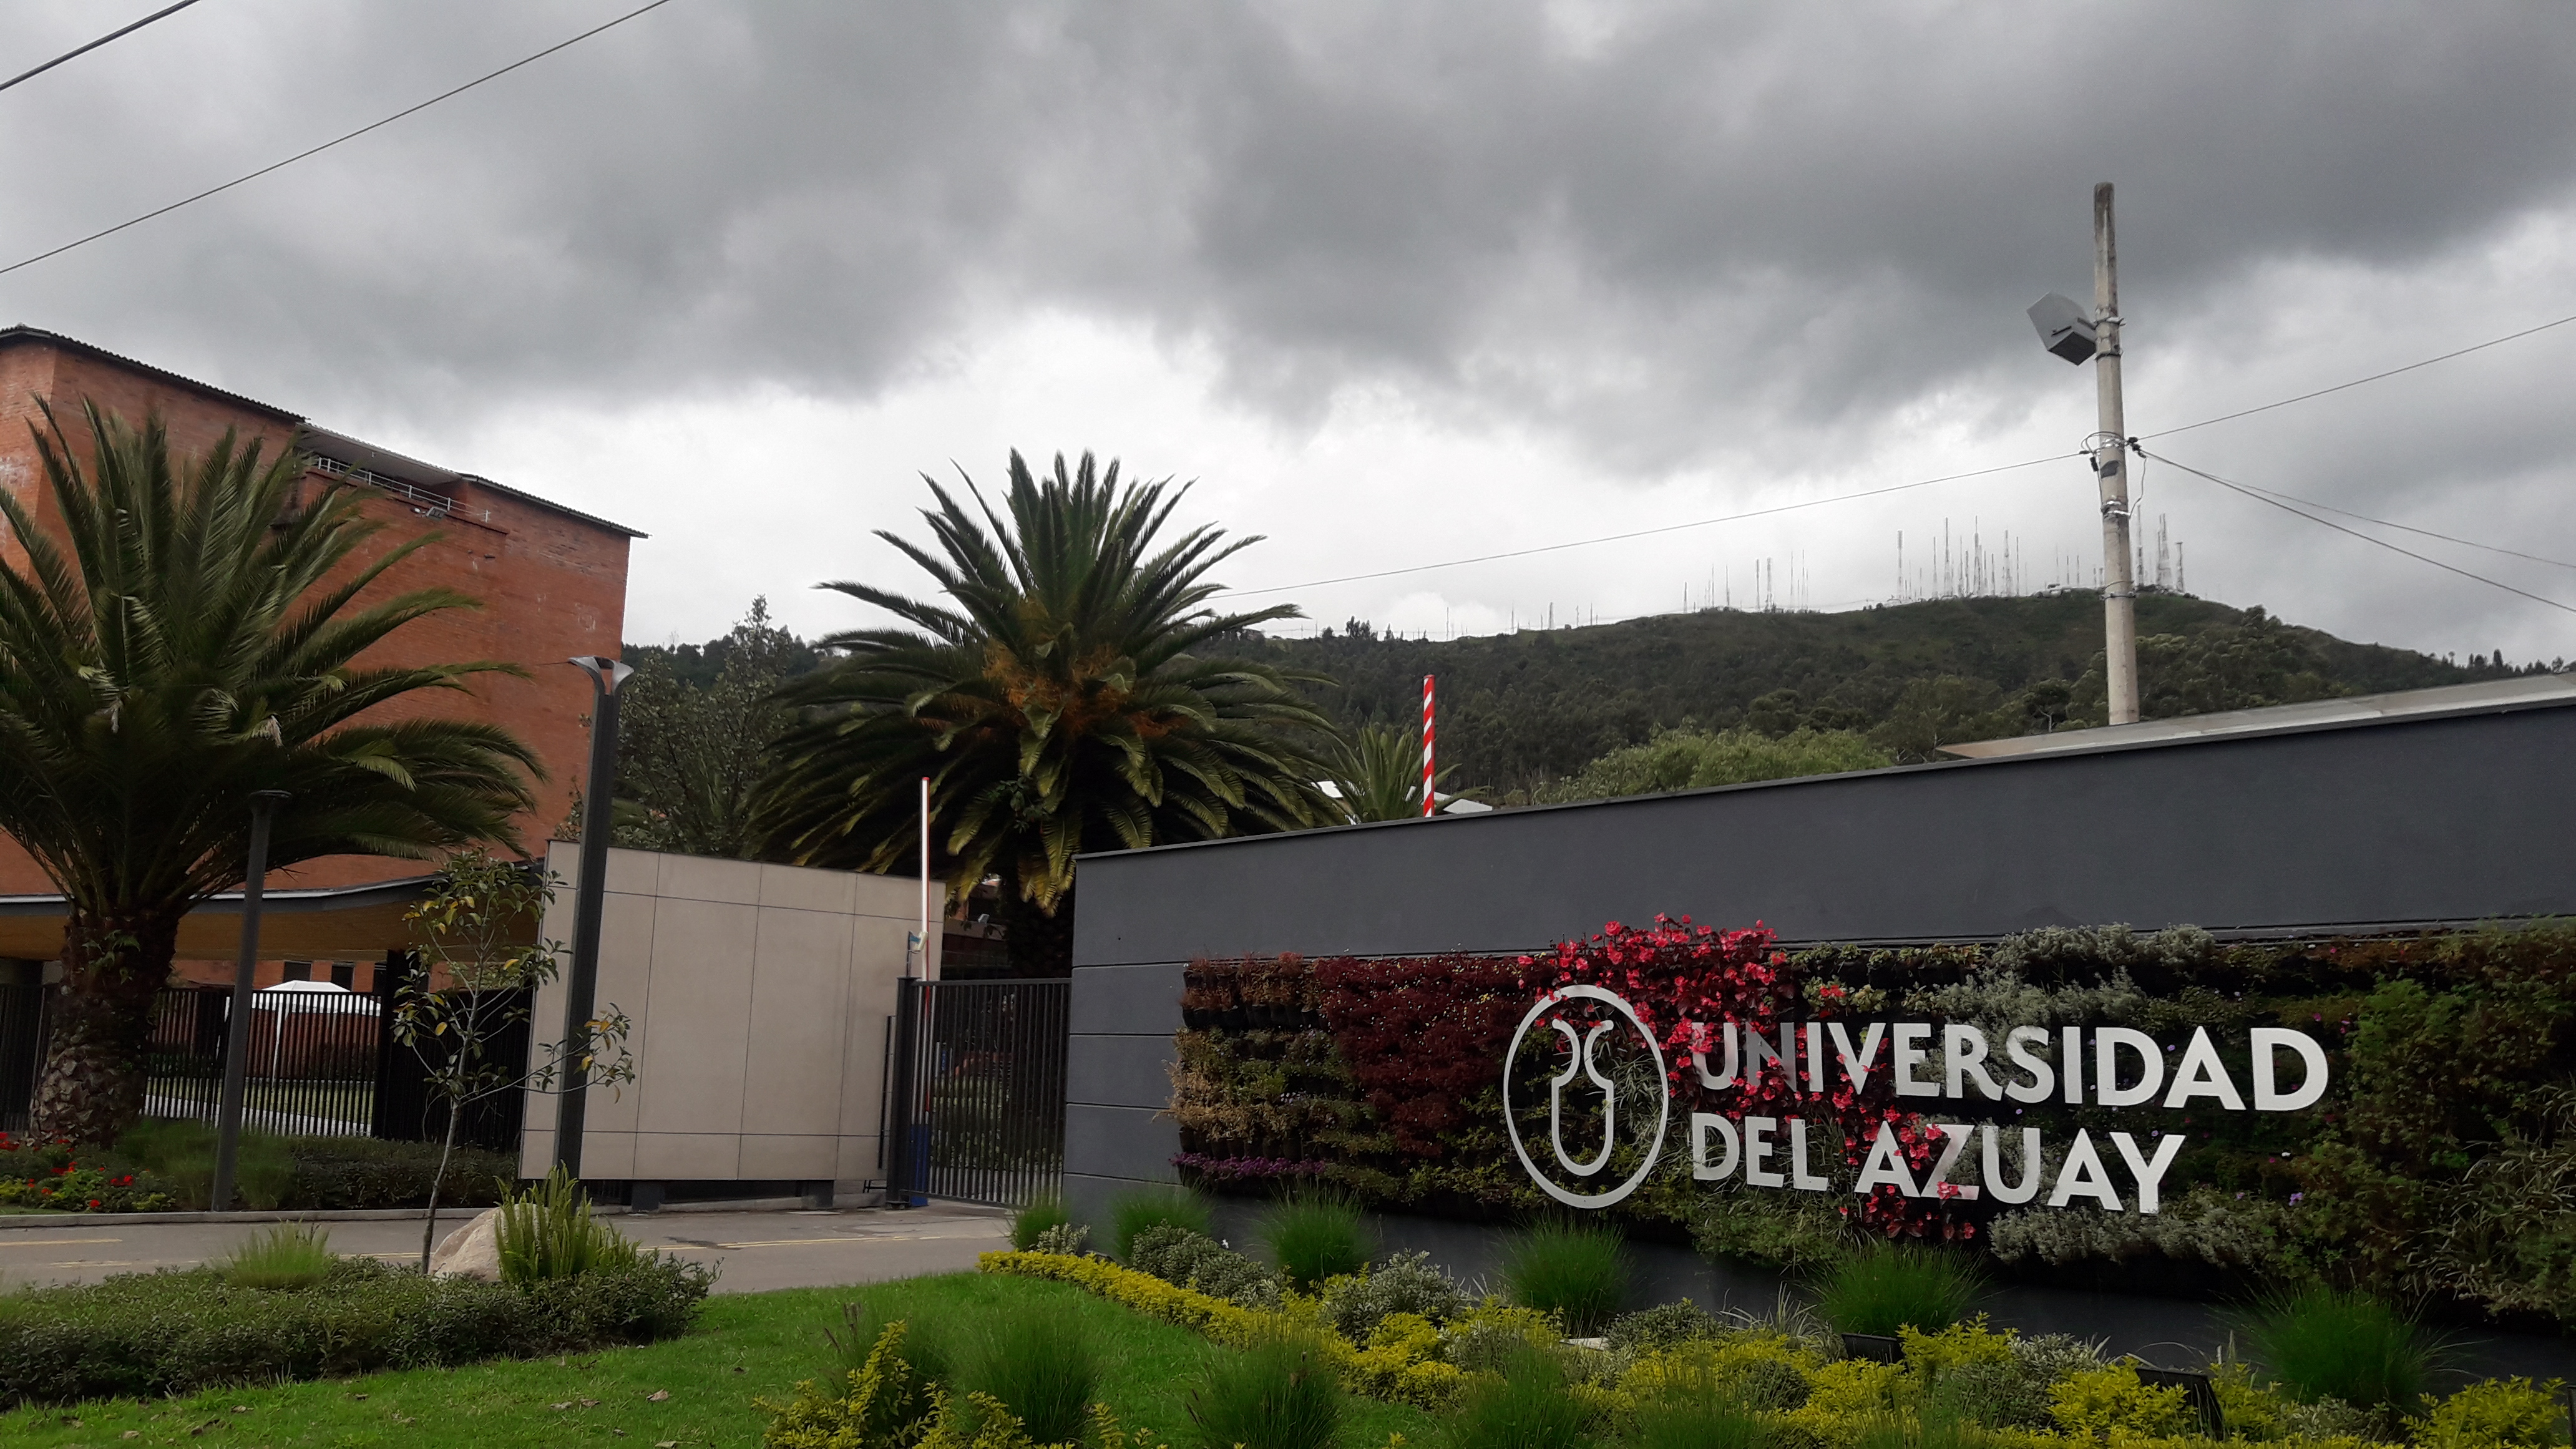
xmin=1503 ymin=983 xmax=1670 ymax=1208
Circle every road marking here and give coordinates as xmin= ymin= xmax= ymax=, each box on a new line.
xmin=0 ymin=1236 xmax=120 ymax=1247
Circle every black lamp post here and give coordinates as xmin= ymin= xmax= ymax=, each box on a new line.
xmin=554 ymin=655 xmax=630 ymax=1178
xmin=210 ymin=789 xmax=291 ymax=1212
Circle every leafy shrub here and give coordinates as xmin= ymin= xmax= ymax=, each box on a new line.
xmin=764 ymin=1318 xmax=947 ymax=1449
xmin=1607 ymin=1301 xmax=1722 ymax=1354
xmin=1501 ymin=1220 xmax=1632 ymax=1335
xmin=1692 ymin=1189 xmax=1855 ymax=1272
xmin=1621 ymin=1336 xmax=1816 ymax=1414
xmin=2240 ymin=1287 xmax=2441 ymax=1409
xmin=215 ymin=1222 xmax=334 ymax=1290
xmin=2416 ymin=1376 xmax=2568 ymax=1449
xmin=1930 ymin=1333 xmax=2104 ymax=1430
xmin=1434 ymin=1343 xmax=1591 ymax=1449
xmin=2046 ymin=1364 xmax=2197 ymax=1439
xmin=0 ymin=1253 xmax=710 ymax=1405
xmin=1318 ymin=1250 xmax=1470 ymax=1340
xmin=1262 ymin=1192 xmax=1372 ymax=1291
xmin=497 ymin=1166 xmax=640 ymax=1285
xmin=1031 ymin=1221 xmax=1091 ymax=1256
xmin=1438 ymin=1302 xmax=1566 ymax=1378
xmin=1816 ymin=1247 xmax=1979 ymax=1337
xmin=0 ymin=1133 xmax=177 ymax=1212
xmin=1011 ymin=1193 xmax=1071 ymax=1251
xmin=1131 ymin=1223 xmax=1281 ymax=1309
xmin=1185 ymin=1334 xmax=1345 ymax=1449
xmin=1112 ymin=1186 xmax=1214 ymax=1261
xmin=106 ymin=1121 xmax=511 ymax=1212
xmin=957 ymin=1297 xmax=1099 ymax=1445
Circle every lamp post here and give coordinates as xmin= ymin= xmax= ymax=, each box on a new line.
xmin=554 ymin=655 xmax=631 ymax=1179
xmin=210 ymin=789 xmax=291 ymax=1212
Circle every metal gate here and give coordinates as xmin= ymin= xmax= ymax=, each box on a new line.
xmin=885 ymin=977 xmax=1070 ymax=1208
xmin=142 ymin=986 xmax=380 ymax=1137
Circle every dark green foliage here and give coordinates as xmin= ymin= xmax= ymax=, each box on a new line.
xmin=1501 ymin=1221 xmax=1632 ymax=1335
xmin=1316 ymin=1250 xmax=1470 ymax=1340
xmin=112 ymin=1092 xmax=515 ymax=1212
xmin=1816 ymin=1247 xmax=1979 ymax=1337
xmin=1533 ymin=726 xmax=1887 ymax=804
xmin=1627 ymin=1391 xmax=1770 ymax=1449
xmin=1605 ymin=1301 xmax=1722 ymax=1354
xmin=1246 ymin=594 xmax=2482 ymax=793
xmin=0 ymin=1255 xmax=711 ymax=1405
xmin=496 ymin=1167 xmax=641 ymax=1285
xmin=1113 ymin=1187 xmax=1216 ymax=1261
xmin=214 ymin=1222 xmax=334 ymax=1290
xmin=1130 ymin=1224 xmax=1281 ymax=1308
xmin=1010 ymin=1193 xmax=1072 ymax=1251
xmin=2241 ymin=1287 xmax=2442 ymax=1409
xmin=606 ymin=597 xmax=804 ymax=858
xmin=1435 ymin=1344 xmax=1593 ymax=1449
xmin=958 ymin=1297 xmax=1098 ymax=1445
xmin=1185 ymin=1335 xmax=1345 ymax=1449
xmin=1261 ymin=1193 xmax=1372 ymax=1291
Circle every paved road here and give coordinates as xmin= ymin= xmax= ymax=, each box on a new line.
xmin=0 ymin=1203 xmax=1011 ymax=1293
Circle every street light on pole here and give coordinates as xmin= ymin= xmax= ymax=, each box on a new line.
xmin=555 ymin=655 xmax=631 ymax=1179
xmin=2029 ymin=181 xmax=2141 ymax=726
xmin=210 ymin=788 xmax=291 ymax=1212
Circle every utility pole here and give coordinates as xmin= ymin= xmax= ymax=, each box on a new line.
xmin=2092 ymin=182 xmax=2140 ymax=724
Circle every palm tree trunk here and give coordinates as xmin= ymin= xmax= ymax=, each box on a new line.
xmin=31 ymin=910 xmax=183 ymax=1144
xmin=996 ymin=883 xmax=1075 ymax=978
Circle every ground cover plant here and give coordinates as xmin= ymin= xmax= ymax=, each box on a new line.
xmin=0 ymin=1132 xmax=175 ymax=1212
xmin=84 ymin=1120 xmax=516 ymax=1212
xmin=1169 ymin=917 xmax=2576 ymax=1329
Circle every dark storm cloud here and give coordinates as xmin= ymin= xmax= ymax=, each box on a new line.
xmin=4 ymin=0 xmax=2572 ymax=466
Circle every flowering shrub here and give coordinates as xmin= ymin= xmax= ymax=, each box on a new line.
xmin=0 ymin=1134 xmax=176 ymax=1213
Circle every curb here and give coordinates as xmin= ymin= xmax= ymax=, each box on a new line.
xmin=0 ymin=1205 xmax=618 ymax=1228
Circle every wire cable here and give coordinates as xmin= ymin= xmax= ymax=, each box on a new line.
xmin=0 ymin=0 xmax=207 ymax=96
xmin=2211 ymin=472 xmax=2576 ymax=575
xmin=2138 ymin=446 xmax=2576 ymax=617
xmin=1225 ymin=452 xmax=2081 ymax=598
xmin=2144 ymin=309 xmax=2576 ymax=441
xmin=0 ymin=0 xmax=679 ymax=282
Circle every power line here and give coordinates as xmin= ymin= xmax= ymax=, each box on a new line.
xmin=1227 ymin=452 xmax=2079 ymax=599
xmin=0 ymin=0 xmax=680 ymax=283
xmin=2144 ymin=309 xmax=2576 ymax=441
xmin=2139 ymin=446 xmax=2576 ymax=618
xmin=2212 ymin=473 xmax=2576 ymax=575
xmin=0 ymin=0 xmax=208 ymax=96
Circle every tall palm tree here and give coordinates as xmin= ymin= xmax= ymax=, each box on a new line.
xmin=1330 ymin=720 xmax=1456 ymax=822
xmin=0 ymin=401 xmax=541 ymax=1143
xmin=756 ymin=452 xmax=1340 ymax=975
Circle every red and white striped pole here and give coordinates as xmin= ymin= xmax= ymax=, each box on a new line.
xmin=1420 ymin=674 xmax=1437 ymax=817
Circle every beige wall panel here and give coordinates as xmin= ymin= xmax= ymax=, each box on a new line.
xmin=759 ymin=862 xmax=858 ymax=915
xmin=739 ymin=1133 xmax=838 ymax=1181
xmin=635 ymin=899 xmax=759 ymax=1136
xmin=571 ymin=1130 xmax=639 ymax=1180
xmin=657 ymin=852 xmax=763 ymax=905
xmin=742 ymin=906 xmax=855 ymax=1138
xmin=632 ymin=1131 xmax=743 ymax=1181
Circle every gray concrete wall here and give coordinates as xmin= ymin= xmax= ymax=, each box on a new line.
xmin=523 ymin=844 xmax=936 ymax=1197
xmin=1063 ymin=700 xmax=2576 ymax=1331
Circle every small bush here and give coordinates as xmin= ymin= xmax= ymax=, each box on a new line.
xmin=1318 ymin=1250 xmax=1469 ymax=1340
xmin=1131 ymin=1224 xmax=1281 ymax=1309
xmin=1112 ymin=1186 xmax=1214 ymax=1261
xmin=0 ymin=1254 xmax=710 ymax=1405
xmin=1031 ymin=1221 xmax=1091 ymax=1256
xmin=2417 ymin=1376 xmax=2568 ymax=1449
xmin=1629 ymin=1390 xmax=1770 ymax=1449
xmin=215 ymin=1222 xmax=334 ymax=1290
xmin=1010 ymin=1193 xmax=1072 ymax=1251
xmin=1607 ymin=1300 xmax=1722 ymax=1354
xmin=1435 ymin=1343 xmax=1591 ymax=1449
xmin=1501 ymin=1219 xmax=1632 ymax=1335
xmin=1816 ymin=1247 xmax=1979 ymax=1337
xmin=1185 ymin=1334 xmax=1344 ymax=1449
xmin=2046 ymin=1364 xmax=2197 ymax=1439
xmin=105 ymin=1122 xmax=512 ymax=1212
xmin=496 ymin=1166 xmax=640 ymax=1285
xmin=957 ymin=1297 xmax=1098 ymax=1445
xmin=763 ymin=1318 xmax=946 ymax=1449
xmin=2240 ymin=1286 xmax=2442 ymax=1410
xmin=1262 ymin=1192 xmax=1372 ymax=1292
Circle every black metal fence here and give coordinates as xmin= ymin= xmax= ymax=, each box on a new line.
xmin=0 ymin=982 xmax=47 ymax=1135
xmin=886 ymin=977 xmax=1070 ymax=1208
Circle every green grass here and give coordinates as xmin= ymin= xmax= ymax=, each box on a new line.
xmin=214 ymin=1222 xmax=335 ymax=1290
xmin=1814 ymin=1246 xmax=1981 ymax=1337
xmin=2240 ymin=1287 xmax=2444 ymax=1409
xmin=1009 ymin=1193 xmax=1071 ymax=1251
xmin=0 ymin=1272 xmax=1433 ymax=1447
xmin=1499 ymin=1219 xmax=1632 ymax=1335
xmin=1260 ymin=1194 xmax=1372 ymax=1292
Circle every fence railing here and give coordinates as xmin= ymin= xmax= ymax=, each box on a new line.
xmin=886 ymin=977 xmax=1070 ymax=1209
xmin=0 ymin=982 xmax=47 ymax=1136
xmin=144 ymin=986 xmax=380 ymax=1138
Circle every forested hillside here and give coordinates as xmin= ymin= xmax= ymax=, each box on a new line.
xmin=1239 ymin=590 xmax=2536 ymax=793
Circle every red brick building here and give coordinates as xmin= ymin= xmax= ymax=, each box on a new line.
xmin=0 ymin=327 xmax=640 ymax=987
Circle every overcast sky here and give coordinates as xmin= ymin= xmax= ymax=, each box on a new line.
xmin=4 ymin=1 xmax=2573 ymax=664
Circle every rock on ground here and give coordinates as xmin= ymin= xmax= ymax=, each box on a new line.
xmin=427 ymin=1207 xmax=503 ymax=1281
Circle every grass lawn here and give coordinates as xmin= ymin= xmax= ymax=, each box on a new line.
xmin=1 ymin=1271 xmax=1434 ymax=1447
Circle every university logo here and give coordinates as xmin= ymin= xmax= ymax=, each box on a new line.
xmin=1501 ymin=984 xmax=1670 ymax=1208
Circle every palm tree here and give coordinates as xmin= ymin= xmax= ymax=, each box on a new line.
xmin=756 ymin=452 xmax=1340 ymax=975
xmin=1330 ymin=721 xmax=1455 ymax=822
xmin=0 ymin=402 xmax=541 ymax=1143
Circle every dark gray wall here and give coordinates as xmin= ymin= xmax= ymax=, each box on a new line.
xmin=1062 ymin=701 xmax=2576 ymax=1268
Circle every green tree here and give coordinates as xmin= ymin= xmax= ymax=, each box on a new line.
xmin=393 ymin=848 xmax=632 ymax=1271
xmin=608 ymin=597 xmax=799 ymax=857
xmin=1330 ymin=720 xmax=1453 ymax=822
xmin=1536 ymin=725 xmax=1890 ymax=803
xmin=0 ymin=402 xmax=540 ymax=1143
xmin=755 ymin=452 xmax=1340 ymax=975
